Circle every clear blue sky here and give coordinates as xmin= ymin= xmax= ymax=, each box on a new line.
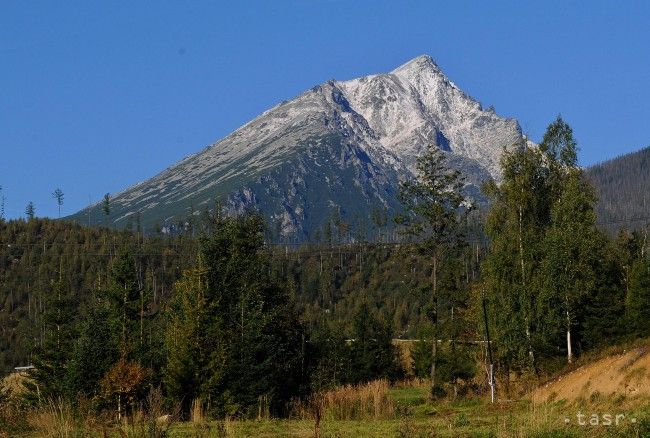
xmin=2 ymin=1 xmax=649 ymax=219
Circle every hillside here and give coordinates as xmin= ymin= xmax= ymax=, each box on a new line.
xmin=586 ymin=146 xmax=650 ymax=233
xmin=533 ymin=343 xmax=650 ymax=403
xmin=0 ymin=219 xmax=196 ymax=375
xmin=67 ymin=55 xmax=526 ymax=239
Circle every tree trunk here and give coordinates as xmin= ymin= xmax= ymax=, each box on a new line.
xmin=566 ymin=300 xmax=573 ymax=364
xmin=429 ymin=254 xmax=438 ymax=399
xmin=524 ymin=318 xmax=538 ymax=376
xmin=519 ymin=205 xmax=537 ymax=375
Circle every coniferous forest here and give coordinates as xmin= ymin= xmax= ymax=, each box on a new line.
xmin=586 ymin=146 xmax=650 ymax=233
xmin=1 ymin=118 xmax=650 ymax=436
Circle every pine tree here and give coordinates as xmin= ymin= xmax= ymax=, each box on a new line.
xmin=398 ymin=143 xmax=467 ymax=398
xmin=65 ymin=301 xmax=119 ymax=400
xmin=102 ymin=193 xmax=111 ymax=227
xmin=25 ymin=201 xmax=35 ymax=220
xmin=26 ymin=277 xmax=76 ymax=401
xmin=347 ymin=303 xmax=402 ymax=384
xmin=625 ymin=257 xmax=650 ymax=337
xmin=52 ymin=188 xmax=64 ymax=218
xmin=165 ymin=213 xmax=305 ymax=417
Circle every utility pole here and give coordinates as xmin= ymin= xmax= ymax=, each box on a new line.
xmin=482 ymin=294 xmax=495 ymax=403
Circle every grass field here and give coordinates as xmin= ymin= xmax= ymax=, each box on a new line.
xmin=166 ymin=385 xmax=650 ymax=438
xmin=4 ymin=383 xmax=650 ymax=437
xmin=5 ymin=345 xmax=650 ymax=438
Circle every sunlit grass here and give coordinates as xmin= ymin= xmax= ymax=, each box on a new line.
xmin=9 ymin=382 xmax=650 ymax=437
xmin=165 ymin=385 xmax=650 ymax=437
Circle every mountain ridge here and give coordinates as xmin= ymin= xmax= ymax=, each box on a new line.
xmin=69 ymin=55 xmax=527 ymax=239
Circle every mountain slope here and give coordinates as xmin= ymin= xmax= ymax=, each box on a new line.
xmin=586 ymin=146 xmax=650 ymax=233
xmin=69 ymin=55 xmax=526 ymax=239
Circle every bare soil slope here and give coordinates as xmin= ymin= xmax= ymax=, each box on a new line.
xmin=533 ymin=345 xmax=650 ymax=403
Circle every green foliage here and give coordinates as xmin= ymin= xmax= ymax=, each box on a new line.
xmin=1 ymin=123 xmax=648 ymax=423
xmin=578 ymin=243 xmax=626 ymax=350
xmin=347 ymin=303 xmax=403 ymax=384
xmin=108 ymin=248 xmax=142 ymax=355
xmin=165 ymin=213 xmax=306 ymax=418
xmin=305 ymin=322 xmax=350 ymax=391
xmin=102 ymin=193 xmax=111 ymax=224
xmin=410 ymin=339 xmax=476 ymax=394
xmin=586 ymin=146 xmax=650 ymax=234
xmin=398 ymin=143 xmax=471 ymax=394
xmin=398 ymin=143 xmax=466 ymax=251
xmin=65 ymin=301 xmax=119 ymax=400
xmin=25 ymin=277 xmax=77 ymax=401
xmin=482 ymin=117 xmax=619 ymax=376
xmin=626 ymin=257 xmax=650 ymax=337
xmin=164 ymin=263 xmax=213 ymax=415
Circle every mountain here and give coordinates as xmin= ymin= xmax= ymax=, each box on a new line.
xmin=69 ymin=55 xmax=527 ymax=239
xmin=586 ymin=146 xmax=650 ymax=233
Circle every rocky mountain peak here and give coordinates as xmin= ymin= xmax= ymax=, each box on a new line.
xmin=70 ymin=56 xmax=528 ymax=239
xmin=391 ymin=54 xmax=441 ymax=75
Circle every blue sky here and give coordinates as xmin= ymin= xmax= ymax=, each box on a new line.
xmin=2 ymin=1 xmax=649 ymax=219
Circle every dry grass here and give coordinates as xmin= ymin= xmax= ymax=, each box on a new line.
xmin=294 ymin=379 xmax=395 ymax=422
xmin=23 ymin=387 xmax=178 ymax=438
xmin=190 ymin=398 xmax=205 ymax=424
xmin=27 ymin=399 xmax=89 ymax=438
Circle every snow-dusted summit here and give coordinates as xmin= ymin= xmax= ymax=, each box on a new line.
xmin=70 ymin=55 xmax=526 ymax=239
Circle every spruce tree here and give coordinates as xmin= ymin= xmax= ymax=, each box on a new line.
xmin=65 ymin=301 xmax=119 ymax=400
xmin=102 ymin=193 xmax=111 ymax=226
xmin=165 ymin=213 xmax=305 ymax=417
xmin=26 ymin=277 xmax=76 ymax=401
xmin=398 ymin=143 xmax=467 ymax=397
xmin=52 ymin=188 xmax=64 ymax=218
xmin=164 ymin=260 xmax=214 ymax=415
xmin=25 ymin=201 xmax=35 ymax=220
xmin=108 ymin=248 xmax=141 ymax=355
xmin=347 ymin=303 xmax=402 ymax=384
xmin=626 ymin=257 xmax=650 ymax=337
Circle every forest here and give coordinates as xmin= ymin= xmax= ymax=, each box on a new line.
xmin=586 ymin=145 xmax=650 ymax=234
xmin=1 ymin=117 xmax=650 ymax=436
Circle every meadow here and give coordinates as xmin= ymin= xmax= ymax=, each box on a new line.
xmin=5 ymin=378 xmax=649 ymax=438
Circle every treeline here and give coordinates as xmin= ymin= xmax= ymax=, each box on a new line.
xmin=0 ymin=219 xmax=197 ymax=375
xmin=0 ymin=216 xmax=409 ymax=421
xmin=0 ymin=217 xmax=484 ymax=377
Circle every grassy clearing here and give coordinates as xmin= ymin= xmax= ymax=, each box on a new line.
xmin=166 ymin=384 xmax=650 ymax=438
xmin=6 ymin=381 xmax=650 ymax=437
